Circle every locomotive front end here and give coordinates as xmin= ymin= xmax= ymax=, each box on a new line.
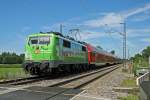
xmin=24 ymin=33 xmax=55 ymax=75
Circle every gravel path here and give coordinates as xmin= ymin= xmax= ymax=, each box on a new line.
xmin=72 ymin=65 xmax=127 ymax=100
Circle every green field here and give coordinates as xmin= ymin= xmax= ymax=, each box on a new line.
xmin=0 ymin=64 xmax=30 ymax=80
xmin=0 ymin=64 xmax=21 ymax=68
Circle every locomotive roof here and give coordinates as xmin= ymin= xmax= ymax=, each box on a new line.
xmin=28 ymin=32 xmax=119 ymax=58
xmin=28 ymin=32 xmax=87 ymax=47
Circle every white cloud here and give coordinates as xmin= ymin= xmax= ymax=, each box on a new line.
xmin=38 ymin=3 xmax=150 ymax=58
xmin=79 ymin=30 xmax=109 ymax=41
xmin=84 ymin=13 xmax=123 ymax=28
xmin=124 ymin=3 xmax=150 ymax=18
xmin=131 ymin=14 xmax=150 ymax=22
xmin=83 ymin=3 xmax=150 ymax=28
xmin=127 ymin=28 xmax=150 ymax=37
xmin=42 ymin=3 xmax=150 ymax=38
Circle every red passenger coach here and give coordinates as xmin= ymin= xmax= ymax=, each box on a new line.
xmin=86 ymin=44 xmax=96 ymax=64
xmin=86 ymin=44 xmax=117 ymax=66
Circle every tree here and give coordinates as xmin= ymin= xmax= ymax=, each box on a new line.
xmin=110 ymin=50 xmax=115 ymax=55
xmin=142 ymin=46 xmax=150 ymax=59
xmin=0 ymin=52 xmax=25 ymax=64
xmin=131 ymin=46 xmax=150 ymax=68
xmin=134 ymin=53 xmax=142 ymax=62
xmin=0 ymin=55 xmax=2 ymax=63
xmin=96 ymin=46 xmax=103 ymax=49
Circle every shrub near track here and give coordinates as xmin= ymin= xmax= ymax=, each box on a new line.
xmin=121 ymin=78 xmax=137 ymax=87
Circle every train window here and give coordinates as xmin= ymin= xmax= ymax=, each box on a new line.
xmin=39 ymin=36 xmax=50 ymax=44
xmin=29 ymin=36 xmax=50 ymax=45
xmin=82 ymin=46 xmax=86 ymax=52
xmin=31 ymin=39 xmax=38 ymax=44
xmin=29 ymin=37 xmax=38 ymax=44
xmin=72 ymin=43 xmax=75 ymax=49
xmin=63 ymin=40 xmax=71 ymax=48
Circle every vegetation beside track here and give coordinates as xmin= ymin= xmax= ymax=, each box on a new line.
xmin=117 ymin=72 xmax=139 ymax=100
xmin=0 ymin=52 xmax=24 ymax=64
xmin=119 ymin=46 xmax=150 ymax=100
xmin=130 ymin=46 xmax=150 ymax=75
xmin=121 ymin=78 xmax=136 ymax=87
xmin=0 ymin=64 xmax=29 ymax=80
xmin=118 ymin=94 xmax=139 ymax=100
xmin=0 ymin=52 xmax=27 ymax=80
xmin=0 ymin=64 xmax=21 ymax=68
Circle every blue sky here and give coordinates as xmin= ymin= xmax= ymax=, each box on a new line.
xmin=0 ymin=0 xmax=150 ymax=58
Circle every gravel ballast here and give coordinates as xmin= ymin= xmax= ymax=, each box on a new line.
xmin=72 ymin=66 xmax=128 ymax=100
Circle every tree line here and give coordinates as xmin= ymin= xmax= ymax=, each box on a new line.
xmin=131 ymin=46 xmax=150 ymax=67
xmin=0 ymin=52 xmax=24 ymax=64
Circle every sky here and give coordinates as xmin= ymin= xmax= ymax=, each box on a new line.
xmin=0 ymin=0 xmax=150 ymax=58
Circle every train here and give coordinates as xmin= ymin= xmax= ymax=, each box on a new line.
xmin=23 ymin=32 xmax=120 ymax=75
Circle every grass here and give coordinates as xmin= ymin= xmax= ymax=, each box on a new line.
xmin=0 ymin=64 xmax=21 ymax=68
xmin=118 ymin=94 xmax=139 ymax=100
xmin=121 ymin=78 xmax=137 ymax=87
xmin=0 ymin=64 xmax=29 ymax=80
xmin=118 ymin=76 xmax=139 ymax=100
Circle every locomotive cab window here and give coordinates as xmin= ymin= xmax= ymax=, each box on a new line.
xmin=29 ymin=37 xmax=38 ymax=44
xmin=29 ymin=36 xmax=50 ymax=45
xmin=39 ymin=36 xmax=50 ymax=44
xmin=63 ymin=40 xmax=71 ymax=48
xmin=82 ymin=46 xmax=86 ymax=52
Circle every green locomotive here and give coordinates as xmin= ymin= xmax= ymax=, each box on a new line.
xmin=24 ymin=32 xmax=88 ymax=75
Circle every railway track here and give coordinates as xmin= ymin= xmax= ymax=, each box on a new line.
xmin=48 ymin=64 xmax=120 ymax=89
xmin=0 ymin=76 xmax=51 ymax=86
xmin=0 ymin=76 xmax=39 ymax=84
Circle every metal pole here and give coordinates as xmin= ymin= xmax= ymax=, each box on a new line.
xmin=123 ymin=34 xmax=125 ymax=68
xmin=105 ymin=22 xmax=127 ymax=69
xmin=69 ymin=29 xmax=80 ymax=41
xmin=60 ymin=24 xmax=63 ymax=34
xmin=128 ymin=49 xmax=130 ymax=60
xmin=124 ymin=22 xmax=127 ymax=69
xmin=121 ymin=22 xmax=126 ymax=69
